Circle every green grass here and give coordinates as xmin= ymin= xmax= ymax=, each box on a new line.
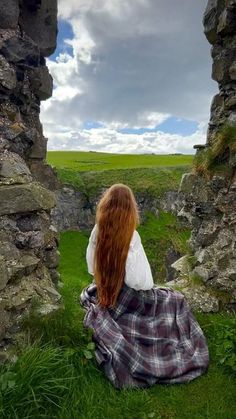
xmin=56 ymin=166 xmax=190 ymax=200
xmin=0 ymin=217 xmax=235 ymax=419
xmin=47 ymin=151 xmax=193 ymax=172
xmin=192 ymin=124 xmax=236 ymax=180
xmin=138 ymin=211 xmax=190 ymax=281
xmin=47 ymin=151 xmax=193 ymax=201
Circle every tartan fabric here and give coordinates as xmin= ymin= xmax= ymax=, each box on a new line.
xmin=80 ymin=283 xmax=209 ymax=389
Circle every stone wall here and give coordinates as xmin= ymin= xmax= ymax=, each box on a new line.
xmin=0 ymin=0 xmax=60 ymax=360
xmin=175 ymin=0 xmax=236 ymax=311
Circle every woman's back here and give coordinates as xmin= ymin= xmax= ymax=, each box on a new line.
xmin=86 ymin=224 xmax=154 ymax=291
xmin=80 ymin=183 xmax=209 ymax=389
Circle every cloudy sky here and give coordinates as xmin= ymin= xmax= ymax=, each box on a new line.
xmin=42 ymin=0 xmax=217 ymax=154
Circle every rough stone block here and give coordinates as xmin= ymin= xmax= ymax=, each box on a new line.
xmin=28 ymin=66 xmax=53 ymax=101
xmin=0 ymin=238 xmax=20 ymax=260
xmin=0 ymin=0 xmax=19 ymax=29
xmin=0 ymin=55 xmax=16 ymax=90
xmin=0 ymin=34 xmax=40 ymax=65
xmin=0 ymin=151 xmax=32 ymax=185
xmin=28 ymin=135 xmax=47 ymax=159
xmin=0 ymin=256 xmax=9 ymax=290
xmin=203 ymin=0 xmax=218 ymax=44
xmin=28 ymin=160 xmax=60 ymax=190
xmin=229 ymin=61 xmax=236 ymax=79
xmin=20 ymin=0 xmax=58 ymax=57
xmin=217 ymin=5 xmax=236 ymax=35
xmin=7 ymin=254 xmax=40 ymax=280
xmin=212 ymin=47 xmax=236 ymax=83
xmin=44 ymin=248 xmax=60 ymax=269
xmin=0 ymin=182 xmax=56 ymax=215
xmin=225 ymin=94 xmax=236 ymax=109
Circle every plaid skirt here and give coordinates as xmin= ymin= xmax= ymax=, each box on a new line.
xmin=80 ymin=283 xmax=209 ymax=389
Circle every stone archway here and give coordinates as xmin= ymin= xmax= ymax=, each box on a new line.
xmin=0 ymin=0 xmax=235 ymax=359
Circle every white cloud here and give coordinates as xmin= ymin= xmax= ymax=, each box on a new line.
xmin=41 ymin=0 xmax=217 ymax=154
xmin=46 ymin=124 xmax=206 ymax=155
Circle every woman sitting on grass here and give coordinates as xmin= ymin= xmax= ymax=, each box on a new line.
xmin=80 ymin=183 xmax=209 ymax=389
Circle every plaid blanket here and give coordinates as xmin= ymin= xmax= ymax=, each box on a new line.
xmin=80 ymin=283 xmax=209 ymax=389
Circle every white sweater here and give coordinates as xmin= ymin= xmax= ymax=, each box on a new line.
xmin=86 ymin=224 xmax=154 ymax=291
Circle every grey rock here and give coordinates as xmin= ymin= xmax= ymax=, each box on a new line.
xmin=0 ymin=239 xmax=20 ymax=260
xmin=210 ymin=175 xmax=227 ymax=192
xmin=20 ymin=0 xmax=58 ymax=57
xmin=44 ymin=248 xmax=60 ymax=269
xmin=171 ymin=255 xmax=190 ymax=278
xmin=0 ymin=0 xmax=19 ymax=29
xmin=181 ymin=285 xmax=219 ymax=313
xmin=0 ymin=34 xmax=40 ymax=65
xmin=165 ymin=247 xmax=182 ymax=282
xmin=51 ymin=186 xmax=94 ymax=231
xmin=16 ymin=214 xmax=41 ymax=232
xmin=203 ymin=0 xmax=222 ymax=44
xmin=229 ymin=61 xmax=236 ymax=79
xmin=49 ymin=269 xmax=61 ymax=284
xmin=0 ymin=151 xmax=32 ymax=185
xmin=160 ymin=191 xmax=180 ymax=214
xmin=0 ymin=183 xmax=56 ymax=215
xmin=15 ymin=231 xmax=44 ymax=249
xmin=192 ymin=266 xmax=210 ymax=282
xmin=43 ymin=286 xmax=61 ymax=301
xmin=28 ymin=66 xmax=53 ymax=100
xmin=217 ymin=6 xmax=236 ymax=36
xmin=0 ymin=55 xmax=16 ymax=89
xmin=7 ymin=254 xmax=40 ymax=280
xmin=0 ymin=257 xmax=9 ymax=291
xmin=28 ymin=160 xmax=60 ymax=190
xmin=28 ymin=135 xmax=47 ymax=160
xmin=28 ymin=231 xmax=44 ymax=248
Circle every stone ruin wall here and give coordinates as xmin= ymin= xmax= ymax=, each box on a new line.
xmin=177 ymin=0 xmax=236 ymax=311
xmin=0 ymin=0 xmax=61 ymax=361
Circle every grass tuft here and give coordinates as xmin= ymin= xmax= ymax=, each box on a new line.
xmin=192 ymin=124 xmax=236 ymax=179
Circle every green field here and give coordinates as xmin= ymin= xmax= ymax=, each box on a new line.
xmin=1 ymin=224 xmax=235 ymax=419
xmin=47 ymin=151 xmax=193 ymax=172
xmin=47 ymin=152 xmax=193 ymax=199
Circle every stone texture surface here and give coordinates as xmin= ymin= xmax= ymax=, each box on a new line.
xmin=0 ymin=0 xmax=60 ymax=359
xmin=175 ymin=0 xmax=236 ymax=312
xmin=51 ymin=185 xmax=184 ymax=232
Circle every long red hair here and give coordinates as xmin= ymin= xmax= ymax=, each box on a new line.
xmin=94 ymin=183 xmax=140 ymax=308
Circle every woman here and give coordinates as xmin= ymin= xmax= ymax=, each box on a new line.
xmin=80 ymin=183 xmax=209 ymax=389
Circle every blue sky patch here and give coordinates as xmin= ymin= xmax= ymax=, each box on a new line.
xmin=50 ymin=19 xmax=74 ymax=61
xmin=83 ymin=121 xmax=105 ymax=129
